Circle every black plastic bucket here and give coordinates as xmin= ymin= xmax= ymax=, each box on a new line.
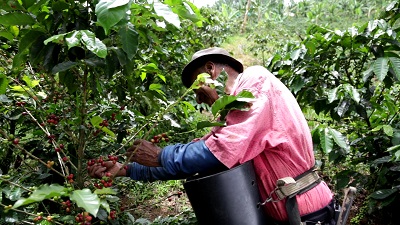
xmin=183 ymin=161 xmax=269 ymax=225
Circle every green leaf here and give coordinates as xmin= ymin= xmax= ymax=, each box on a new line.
xmin=320 ymin=128 xmax=333 ymax=154
xmin=328 ymin=128 xmax=350 ymax=152
xmin=119 ymin=23 xmax=139 ymax=60
xmin=91 ymin=116 xmax=103 ymax=127
xmin=370 ymin=188 xmax=398 ymax=200
xmin=102 ymin=127 xmax=115 ymax=137
xmin=70 ymin=189 xmax=101 ymax=216
xmin=211 ymin=90 xmax=254 ymax=117
xmin=0 ymin=74 xmax=8 ymax=95
xmin=372 ymin=125 xmax=383 ymax=132
xmin=149 ymin=83 xmax=162 ymax=91
xmin=197 ymin=121 xmax=226 ymax=130
xmin=90 ymin=116 xmax=115 ymax=137
xmin=80 ymin=30 xmax=107 ymax=58
xmin=0 ymin=12 xmax=35 ymax=25
xmin=94 ymin=188 xmax=117 ymax=195
xmin=95 ymin=0 xmax=130 ymax=35
xmin=327 ymin=87 xmax=339 ymax=103
xmin=19 ymin=30 xmax=44 ymax=53
xmin=154 ymin=2 xmax=181 ymax=28
xmin=65 ymin=31 xmax=82 ymax=49
xmin=157 ymin=74 xmax=166 ymax=83
xmin=343 ymin=84 xmax=360 ymax=103
xmin=373 ymin=57 xmax=389 ymax=81
xmin=0 ymin=31 xmax=14 ymax=41
xmin=382 ymin=125 xmax=394 ymax=137
xmin=22 ymin=75 xmax=39 ymax=88
xmin=388 ymin=57 xmax=400 ymax=80
xmin=44 ymin=33 xmax=69 ymax=45
xmin=13 ymin=184 xmax=67 ymax=208
xmin=100 ymin=199 xmax=110 ymax=213
xmin=211 ymin=95 xmax=238 ymax=116
xmin=51 ymin=61 xmax=78 ymax=74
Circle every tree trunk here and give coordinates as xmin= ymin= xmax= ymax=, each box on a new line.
xmin=240 ymin=0 xmax=252 ymax=33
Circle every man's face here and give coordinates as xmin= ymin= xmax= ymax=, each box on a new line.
xmin=190 ymin=66 xmax=219 ymax=106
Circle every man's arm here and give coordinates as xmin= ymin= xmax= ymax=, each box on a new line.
xmin=126 ymin=140 xmax=227 ymax=181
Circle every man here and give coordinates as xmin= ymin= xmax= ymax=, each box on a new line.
xmin=88 ymin=47 xmax=335 ymax=224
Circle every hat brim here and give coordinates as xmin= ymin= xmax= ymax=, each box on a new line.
xmin=181 ymin=54 xmax=244 ymax=88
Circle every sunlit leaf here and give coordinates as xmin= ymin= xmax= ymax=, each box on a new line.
xmin=343 ymin=84 xmax=360 ymax=103
xmin=383 ymin=125 xmax=394 ymax=137
xmin=94 ymin=188 xmax=117 ymax=195
xmin=80 ymin=30 xmax=107 ymax=58
xmin=95 ymin=0 xmax=130 ymax=35
xmin=327 ymin=87 xmax=338 ymax=103
xmin=44 ymin=33 xmax=68 ymax=45
xmin=154 ymin=2 xmax=181 ymax=28
xmin=70 ymin=189 xmax=100 ymax=216
xmin=388 ymin=57 xmax=400 ymax=80
xmin=0 ymin=74 xmax=8 ymax=95
xmin=320 ymin=128 xmax=333 ymax=154
xmin=329 ymin=128 xmax=350 ymax=152
xmin=13 ymin=184 xmax=67 ymax=208
xmin=373 ymin=57 xmax=389 ymax=81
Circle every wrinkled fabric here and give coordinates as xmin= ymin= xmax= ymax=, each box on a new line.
xmin=203 ymin=66 xmax=333 ymax=221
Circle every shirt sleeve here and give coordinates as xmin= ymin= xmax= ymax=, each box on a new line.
xmin=125 ymin=140 xmax=227 ymax=182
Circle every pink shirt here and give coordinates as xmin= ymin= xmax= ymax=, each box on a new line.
xmin=202 ymin=66 xmax=333 ymax=221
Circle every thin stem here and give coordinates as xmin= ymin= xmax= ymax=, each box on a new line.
xmin=0 ymin=176 xmax=31 ymax=192
xmin=77 ymin=68 xmax=89 ymax=188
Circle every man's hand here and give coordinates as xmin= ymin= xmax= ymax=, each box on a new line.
xmin=88 ymin=161 xmax=126 ymax=179
xmin=126 ymin=139 xmax=161 ymax=167
xmin=195 ymin=85 xmax=219 ymax=106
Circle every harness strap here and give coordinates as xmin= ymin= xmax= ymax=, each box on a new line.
xmin=275 ymin=169 xmax=321 ymax=200
xmin=274 ymin=168 xmax=322 ymax=225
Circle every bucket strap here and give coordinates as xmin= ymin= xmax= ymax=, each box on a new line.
xmin=260 ymin=168 xmax=321 ymax=225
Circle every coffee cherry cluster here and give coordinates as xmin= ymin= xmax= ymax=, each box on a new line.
xmin=61 ymin=200 xmax=72 ymax=213
xmin=67 ymin=174 xmax=74 ymax=183
xmin=107 ymin=155 xmax=118 ymax=164
xmin=87 ymin=155 xmax=122 ymax=189
xmin=55 ymin=143 xmax=65 ymax=152
xmin=108 ymin=210 xmax=117 ymax=220
xmin=150 ymin=133 xmax=169 ymax=144
xmin=15 ymin=101 xmax=26 ymax=107
xmin=47 ymin=134 xmax=56 ymax=143
xmin=95 ymin=174 xmax=113 ymax=189
xmin=12 ymin=138 xmax=19 ymax=145
xmin=46 ymin=114 xmax=60 ymax=125
xmin=46 ymin=160 xmax=55 ymax=168
xmin=111 ymin=113 xmax=116 ymax=121
xmin=32 ymin=215 xmax=43 ymax=222
xmin=75 ymin=212 xmax=92 ymax=224
xmin=99 ymin=119 xmax=109 ymax=127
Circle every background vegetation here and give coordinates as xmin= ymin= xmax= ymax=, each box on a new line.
xmin=0 ymin=0 xmax=399 ymax=224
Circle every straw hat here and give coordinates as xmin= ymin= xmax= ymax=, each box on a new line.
xmin=181 ymin=47 xmax=244 ymax=88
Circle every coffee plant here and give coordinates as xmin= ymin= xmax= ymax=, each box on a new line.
xmin=267 ymin=2 xmax=400 ymax=223
xmin=0 ymin=0 xmax=231 ymax=224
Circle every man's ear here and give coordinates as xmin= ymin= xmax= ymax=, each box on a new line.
xmin=204 ymin=61 xmax=216 ymax=77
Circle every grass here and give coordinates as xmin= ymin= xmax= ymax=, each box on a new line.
xmin=221 ymin=36 xmax=262 ymax=68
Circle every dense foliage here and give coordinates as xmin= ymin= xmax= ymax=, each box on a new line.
xmin=0 ymin=0 xmax=229 ymax=224
xmin=266 ymin=2 xmax=400 ymax=224
xmin=1 ymin=0 xmax=400 ymax=224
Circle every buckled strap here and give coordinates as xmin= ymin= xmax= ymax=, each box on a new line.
xmin=275 ymin=170 xmax=321 ymax=200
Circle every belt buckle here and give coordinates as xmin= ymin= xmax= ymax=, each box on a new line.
xmin=259 ymin=187 xmax=284 ymax=206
